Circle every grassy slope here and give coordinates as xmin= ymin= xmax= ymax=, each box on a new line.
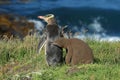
xmin=0 ymin=36 xmax=120 ymax=80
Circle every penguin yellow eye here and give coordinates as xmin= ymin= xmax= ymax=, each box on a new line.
xmin=44 ymin=14 xmax=54 ymax=18
xmin=45 ymin=14 xmax=51 ymax=17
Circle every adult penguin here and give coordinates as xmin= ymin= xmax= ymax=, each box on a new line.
xmin=37 ymin=14 xmax=63 ymax=66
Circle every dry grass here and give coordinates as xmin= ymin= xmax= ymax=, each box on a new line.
xmin=0 ymin=36 xmax=120 ymax=80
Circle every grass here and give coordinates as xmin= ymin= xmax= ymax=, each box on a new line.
xmin=0 ymin=35 xmax=120 ymax=80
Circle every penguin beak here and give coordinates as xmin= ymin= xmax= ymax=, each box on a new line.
xmin=38 ymin=16 xmax=49 ymax=22
xmin=38 ymin=16 xmax=45 ymax=19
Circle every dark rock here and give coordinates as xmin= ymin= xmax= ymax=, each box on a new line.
xmin=0 ymin=14 xmax=35 ymax=40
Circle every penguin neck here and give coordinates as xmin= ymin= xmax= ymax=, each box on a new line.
xmin=47 ymin=18 xmax=57 ymax=25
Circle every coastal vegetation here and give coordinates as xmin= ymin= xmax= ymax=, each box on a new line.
xmin=0 ymin=35 xmax=120 ymax=80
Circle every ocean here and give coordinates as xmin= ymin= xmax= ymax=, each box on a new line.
xmin=0 ymin=0 xmax=120 ymax=41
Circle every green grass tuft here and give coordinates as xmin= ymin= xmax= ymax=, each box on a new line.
xmin=0 ymin=36 xmax=120 ymax=80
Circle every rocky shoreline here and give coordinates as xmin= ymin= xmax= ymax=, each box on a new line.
xmin=0 ymin=14 xmax=35 ymax=40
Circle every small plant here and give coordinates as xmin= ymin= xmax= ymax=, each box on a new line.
xmin=0 ymin=36 xmax=120 ymax=80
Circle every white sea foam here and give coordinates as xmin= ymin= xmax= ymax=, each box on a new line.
xmin=88 ymin=18 xmax=105 ymax=33
xmin=28 ymin=19 xmax=44 ymax=31
xmin=74 ymin=20 xmax=120 ymax=42
xmin=71 ymin=17 xmax=120 ymax=42
xmin=73 ymin=32 xmax=120 ymax=42
xmin=29 ymin=19 xmax=120 ymax=42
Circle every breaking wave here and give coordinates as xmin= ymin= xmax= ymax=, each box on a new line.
xmin=1 ymin=0 xmax=120 ymax=42
xmin=28 ymin=19 xmax=44 ymax=31
xmin=28 ymin=18 xmax=120 ymax=42
xmin=1 ymin=0 xmax=120 ymax=15
xmin=40 ymin=0 xmax=120 ymax=11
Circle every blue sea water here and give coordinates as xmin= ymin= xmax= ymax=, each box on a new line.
xmin=0 ymin=0 xmax=120 ymax=41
